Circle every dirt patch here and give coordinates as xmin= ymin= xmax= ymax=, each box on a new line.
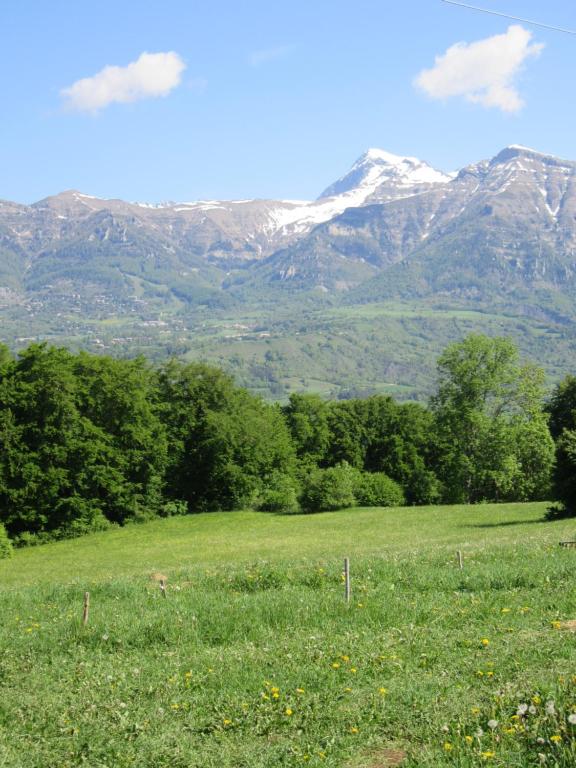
xmin=359 ymin=748 xmax=407 ymax=767
xmin=149 ymin=572 xmax=168 ymax=582
xmin=560 ymin=619 xmax=576 ymax=631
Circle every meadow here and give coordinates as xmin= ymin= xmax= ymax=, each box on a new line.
xmin=2 ymin=502 xmax=576 ymax=767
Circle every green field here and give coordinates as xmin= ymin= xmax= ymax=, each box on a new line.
xmin=2 ymin=502 xmax=576 ymax=767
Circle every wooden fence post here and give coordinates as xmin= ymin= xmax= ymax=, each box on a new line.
xmin=82 ymin=591 xmax=90 ymax=625
xmin=159 ymin=579 xmax=167 ymax=598
xmin=456 ymin=550 xmax=463 ymax=570
xmin=344 ymin=557 xmax=350 ymax=603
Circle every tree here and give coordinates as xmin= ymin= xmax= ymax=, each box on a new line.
xmin=0 ymin=345 xmax=167 ymax=539
xmin=283 ymin=393 xmax=330 ymax=468
xmin=546 ymin=375 xmax=576 ymax=517
xmin=157 ymin=361 xmax=296 ymax=510
xmin=431 ymin=335 xmax=554 ymax=503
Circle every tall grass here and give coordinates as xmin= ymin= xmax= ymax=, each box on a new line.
xmin=1 ymin=502 xmax=576 ymax=766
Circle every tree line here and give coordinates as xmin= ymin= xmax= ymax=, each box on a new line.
xmin=0 ymin=333 xmax=574 ymax=552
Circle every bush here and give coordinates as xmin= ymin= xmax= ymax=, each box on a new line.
xmin=404 ymin=466 xmax=442 ymax=505
xmin=256 ymin=472 xmax=300 ymax=514
xmin=0 ymin=523 xmax=13 ymax=558
xmin=159 ymin=500 xmax=189 ymax=517
xmin=354 ymin=472 xmax=405 ymax=507
xmin=300 ymin=462 xmax=357 ymax=513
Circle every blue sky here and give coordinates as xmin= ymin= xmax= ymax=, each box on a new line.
xmin=1 ymin=0 xmax=575 ymax=203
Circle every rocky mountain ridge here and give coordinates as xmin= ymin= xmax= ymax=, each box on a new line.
xmin=2 ymin=143 xmax=576 ymax=346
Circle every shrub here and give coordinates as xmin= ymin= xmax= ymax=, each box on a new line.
xmin=300 ymin=462 xmax=357 ymax=513
xmin=404 ymin=466 xmax=442 ymax=505
xmin=0 ymin=523 xmax=13 ymax=558
xmin=256 ymin=472 xmax=300 ymax=514
xmin=159 ymin=500 xmax=189 ymax=517
xmin=354 ymin=472 xmax=405 ymax=507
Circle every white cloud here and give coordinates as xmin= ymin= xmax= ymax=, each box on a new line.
xmin=249 ymin=44 xmax=294 ymax=67
xmin=414 ymin=25 xmax=543 ymax=113
xmin=61 ymin=51 xmax=186 ymax=113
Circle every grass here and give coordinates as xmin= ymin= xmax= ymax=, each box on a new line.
xmin=2 ymin=502 xmax=576 ymax=767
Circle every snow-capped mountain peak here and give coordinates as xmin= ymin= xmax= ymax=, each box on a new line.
xmin=319 ymin=148 xmax=451 ymax=200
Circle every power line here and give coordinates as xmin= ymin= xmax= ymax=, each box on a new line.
xmin=441 ymin=0 xmax=576 ymax=35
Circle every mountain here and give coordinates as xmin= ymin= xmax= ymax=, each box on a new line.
xmin=2 ymin=145 xmax=576 ymax=400
xmin=250 ymin=145 xmax=576 ymax=304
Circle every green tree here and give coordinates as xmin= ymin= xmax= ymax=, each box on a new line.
xmin=431 ymin=335 xmax=554 ymax=503
xmin=546 ymin=375 xmax=576 ymax=517
xmin=283 ymin=393 xmax=330 ymax=468
xmin=157 ymin=361 xmax=296 ymax=510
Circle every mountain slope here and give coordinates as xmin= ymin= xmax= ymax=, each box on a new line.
xmin=3 ymin=145 xmax=576 ymax=399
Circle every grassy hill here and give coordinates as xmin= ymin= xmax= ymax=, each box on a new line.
xmin=2 ymin=502 xmax=576 ymax=767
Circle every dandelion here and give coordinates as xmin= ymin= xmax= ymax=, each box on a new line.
xmin=331 ymin=662 xmax=341 ymax=669
xmin=350 ymin=667 xmax=357 ymax=674
xmin=517 ymin=703 xmax=528 ymax=715
xmin=296 ymin=688 xmax=305 ymax=694
xmin=487 ymin=719 xmax=498 ymax=730
xmin=285 ymin=708 xmax=293 ymax=716
xmin=546 ymin=701 xmax=556 ymax=715
xmin=443 ymin=742 xmax=453 ymax=751
xmin=501 ymin=608 xmax=511 ymax=613
xmin=551 ymin=621 xmax=562 ymax=630
xmin=465 ymin=735 xmax=473 ymax=744
xmin=481 ymin=638 xmax=490 ymax=647
xmin=529 ymin=705 xmax=537 ymax=714
xmin=471 ymin=707 xmax=481 ymax=715
xmin=568 ymin=714 xmax=576 ymax=725
xmin=481 ymin=751 xmax=496 ymax=760
xmin=550 ymin=734 xmax=562 ymax=743
xmin=379 ymin=687 xmax=387 ymax=695
xmin=223 ymin=719 xmax=232 ymax=726
xmin=532 ymin=695 xmax=541 ymax=705
xmin=350 ymin=726 xmax=359 ymax=734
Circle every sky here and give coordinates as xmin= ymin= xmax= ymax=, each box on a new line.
xmin=1 ymin=0 xmax=576 ymax=204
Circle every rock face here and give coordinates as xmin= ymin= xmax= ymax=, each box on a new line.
xmin=2 ymin=144 xmax=576 ymax=310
